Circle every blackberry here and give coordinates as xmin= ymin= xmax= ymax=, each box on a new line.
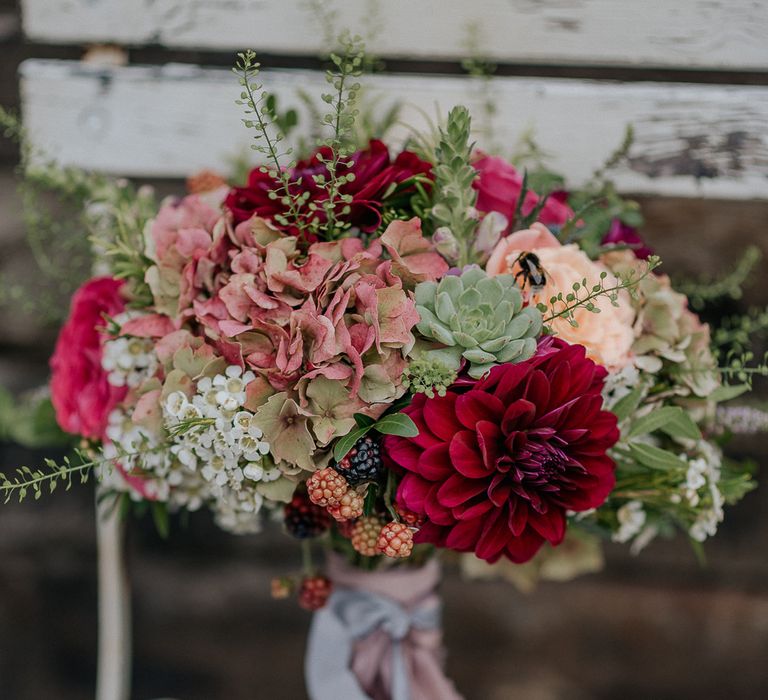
xmin=283 ymin=491 xmax=331 ymax=539
xmin=333 ymin=435 xmax=383 ymax=486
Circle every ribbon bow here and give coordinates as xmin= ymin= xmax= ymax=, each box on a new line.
xmin=305 ymin=587 xmax=442 ymax=700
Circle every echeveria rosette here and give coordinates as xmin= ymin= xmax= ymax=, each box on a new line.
xmin=414 ymin=267 xmax=542 ymax=379
xmin=383 ymin=337 xmax=619 ymax=563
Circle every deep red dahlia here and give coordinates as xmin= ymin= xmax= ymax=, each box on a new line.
xmin=384 ymin=338 xmax=619 ymax=563
xmin=224 ymin=139 xmax=432 ymax=231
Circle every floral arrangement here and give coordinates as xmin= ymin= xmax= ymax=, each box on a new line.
xmin=0 ymin=38 xmax=761 ymax=619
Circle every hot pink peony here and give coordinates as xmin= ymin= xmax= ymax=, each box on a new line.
xmin=473 ymin=155 xmax=573 ymax=232
xmin=50 ymin=277 xmax=127 ymax=440
xmin=384 ymin=338 xmax=619 ymax=563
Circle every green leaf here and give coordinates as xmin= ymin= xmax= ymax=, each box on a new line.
xmin=627 ymin=406 xmax=700 ymax=441
xmin=353 ymin=413 xmax=376 ymax=429
xmin=659 ymin=410 xmax=702 ymax=441
xmin=708 ymin=383 xmax=750 ymax=402
xmin=374 ymin=413 xmax=419 ymax=437
xmin=628 ymin=443 xmax=687 ymax=471
xmin=333 ymin=425 xmax=371 ymax=462
xmin=150 ymin=501 xmax=170 ymax=539
xmin=611 ymin=386 xmax=644 ymax=422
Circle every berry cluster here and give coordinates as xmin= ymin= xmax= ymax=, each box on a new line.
xmin=284 ymin=491 xmax=331 ymax=539
xmin=332 ymin=435 xmax=383 ymax=486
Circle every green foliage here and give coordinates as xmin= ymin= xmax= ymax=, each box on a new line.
xmin=538 ymin=255 xmax=661 ymax=327
xmin=235 ymin=50 xmax=309 ymax=232
xmin=428 ymin=106 xmax=478 ymax=266
xmin=0 ymin=387 xmax=69 ymax=449
xmin=333 ymin=412 xmax=418 ymax=461
xmin=676 ymin=245 xmax=761 ymax=312
xmin=312 ymin=31 xmax=365 ymax=237
xmin=235 ymin=34 xmax=365 ymax=240
xmin=0 ymin=449 xmax=96 ymax=503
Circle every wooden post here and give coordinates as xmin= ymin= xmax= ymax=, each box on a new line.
xmin=95 ymin=491 xmax=131 ymax=700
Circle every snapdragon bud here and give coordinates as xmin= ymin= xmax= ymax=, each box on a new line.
xmin=432 ymin=226 xmax=460 ymax=262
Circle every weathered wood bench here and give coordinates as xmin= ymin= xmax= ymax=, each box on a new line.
xmin=16 ymin=2 xmax=768 ymax=699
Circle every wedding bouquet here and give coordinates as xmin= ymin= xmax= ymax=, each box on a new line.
xmin=1 ymin=37 xmax=760 ymax=699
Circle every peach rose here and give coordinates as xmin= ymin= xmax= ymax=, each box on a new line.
xmin=486 ymin=224 xmax=636 ymax=370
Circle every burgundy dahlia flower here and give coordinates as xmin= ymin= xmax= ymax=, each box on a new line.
xmin=225 ymin=139 xmax=432 ymax=233
xmin=384 ymin=338 xmax=619 ymax=563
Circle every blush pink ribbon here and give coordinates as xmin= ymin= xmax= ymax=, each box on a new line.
xmin=305 ymin=553 xmax=464 ymax=700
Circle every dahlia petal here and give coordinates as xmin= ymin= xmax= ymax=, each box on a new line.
xmin=490 ymin=362 xmax=531 ymax=403
xmin=449 ymin=431 xmax=490 ymax=478
xmin=505 ymin=529 xmax=546 ymax=563
xmin=398 ymin=474 xmax=431 ymax=512
xmin=385 ymin=438 xmax=423 ymax=472
xmin=410 ymin=409 xmax=443 ymax=449
xmin=524 ymin=369 xmax=550 ymax=409
xmin=487 ymin=474 xmax=512 ymax=507
xmin=417 ymin=443 xmax=454 ymax=480
xmin=475 ymin=420 xmax=502 ymax=469
xmin=545 ymin=360 xmax=571 ymax=410
xmin=437 ymin=474 xmax=488 ymax=508
xmin=501 ymin=399 xmax=536 ymax=433
xmin=508 ymin=500 xmax=529 ymax=536
xmin=528 ymin=506 xmax=566 ymax=544
xmin=445 ymin=517 xmax=485 ymax=551
xmin=452 ymin=497 xmax=494 ymax=521
xmin=475 ymin=507 xmax=512 ymax=561
xmin=422 ymin=393 xmax=463 ymax=441
xmin=455 ymin=391 xmax=505 ymax=429
xmin=425 ymin=484 xmax=456 ymax=526
xmin=413 ymin=520 xmax=448 ymax=547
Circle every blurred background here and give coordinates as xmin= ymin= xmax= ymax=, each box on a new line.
xmin=1 ymin=1 xmax=768 ymax=698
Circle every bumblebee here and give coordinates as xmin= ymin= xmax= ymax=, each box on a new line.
xmin=512 ymin=251 xmax=547 ymax=294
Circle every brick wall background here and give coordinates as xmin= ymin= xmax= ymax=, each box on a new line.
xmin=0 ymin=1 xmax=767 ymax=698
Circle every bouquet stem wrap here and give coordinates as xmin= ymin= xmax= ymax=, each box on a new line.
xmin=305 ymin=553 xmax=463 ymax=700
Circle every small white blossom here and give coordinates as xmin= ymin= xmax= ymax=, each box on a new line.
xmin=612 ymin=500 xmax=646 ymax=543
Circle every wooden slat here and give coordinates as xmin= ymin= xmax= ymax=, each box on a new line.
xmin=20 ymin=0 xmax=768 ymax=72
xmin=20 ymin=59 xmax=768 ymax=199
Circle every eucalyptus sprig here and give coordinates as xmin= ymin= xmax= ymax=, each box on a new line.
xmin=234 ymin=50 xmax=309 ymax=235
xmin=675 ymin=245 xmax=761 ymax=311
xmin=0 ymin=443 xmax=165 ymax=504
xmin=540 ymin=255 xmax=661 ymax=327
xmin=313 ymin=31 xmax=365 ymax=238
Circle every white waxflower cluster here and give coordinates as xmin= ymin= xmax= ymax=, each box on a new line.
xmin=686 ymin=442 xmax=724 ymax=543
xmin=163 ymin=366 xmax=275 ymax=492
xmin=101 ymin=313 xmax=158 ymax=388
xmin=612 ymin=500 xmax=646 ymax=544
xmin=99 ymin=365 xmax=281 ymax=534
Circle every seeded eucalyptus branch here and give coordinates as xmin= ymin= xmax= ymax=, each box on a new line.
xmin=313 ymin=31 xmax=365 ymax=238
xmin=234 ymin=50 xmax=310 ymax=234
xmin=539 ymin=255 xmax=661 ymax=327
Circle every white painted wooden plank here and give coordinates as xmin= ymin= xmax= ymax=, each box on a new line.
xmin=20 ymin=59 xmax=768 ymax=199
xmin=20 ymin=0 xmax=768 ymax=72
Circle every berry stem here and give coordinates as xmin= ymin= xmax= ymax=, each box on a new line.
xmin=383 ymin=469 xmax=399 ymax=522
xmin=301 ymin=540 xmax=314 ymax=576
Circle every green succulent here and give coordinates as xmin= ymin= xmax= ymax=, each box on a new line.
xmin=414 ymin=267 xmax=543 ymax=379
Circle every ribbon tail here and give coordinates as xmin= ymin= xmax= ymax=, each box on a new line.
xmin=305 ymin=595 xmax=371 ymax=700
xmin=390 ymin=639 xmax=410 ymax=700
